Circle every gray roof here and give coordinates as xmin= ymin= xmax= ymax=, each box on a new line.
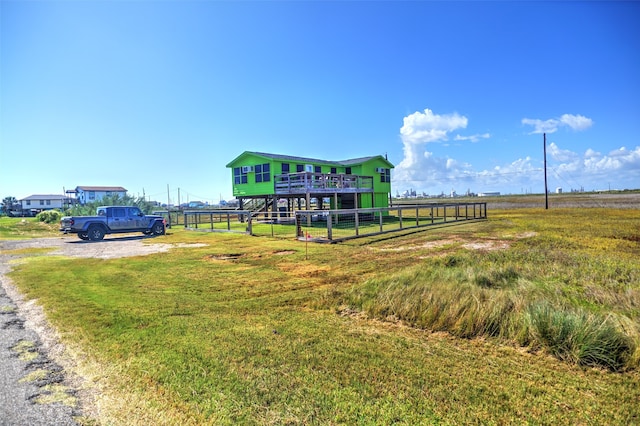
xmin=76 ymin=186 xmax=127 ymax=192
xmin=248 ymin=152 xmax=382 ymax=167
xmin=20 ymin=194 xmax=69 ymax=201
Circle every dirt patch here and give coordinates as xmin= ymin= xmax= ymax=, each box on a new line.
xmin=375 ymin=232 xmax=537 ymax=254
xmin=0 ymin=236 xmax=206 ymax=260
xmin=205 ymin=253 xmax=244 ymax=261
xmin=278 ymin=262 xmax=330 ymax=277
xmin=461 ymin=240 xmax=511 ymax=251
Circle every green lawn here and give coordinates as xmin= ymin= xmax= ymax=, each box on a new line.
xmin=2 ymin=207 xmax=639 ymax=425
xmin=0 ymin=216 xmax=59 ymax=239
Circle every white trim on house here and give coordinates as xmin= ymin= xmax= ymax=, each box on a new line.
xmin=73 ymin=186 xmax=127 ymax=205
xmin=19 ymin=195 xmax=70 ymax=211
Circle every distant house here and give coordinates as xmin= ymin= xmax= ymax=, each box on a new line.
xmin=19 ymin=194 xmax=72 ymax=213
xmin=226 ymin=151 xmax=394 ymax=213
xmin=67 ymin=186 xmax=127 ymax=205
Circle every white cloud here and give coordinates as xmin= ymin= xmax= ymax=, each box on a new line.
xmin=522 ymin=114 xmax=593 ymax=134
xmin=548 ymin=142 xmax=580 ymax=162
xmin=397 ymin=108 xmax=471 ymax=170
xmin=454 ymin=133 xmax=490 ymax=143
xmin=521 ymin=118 xmax=561 ymax=134
xmin=400 ymin=109 xmax=468 ymax=144
xmin=393 ymin=140 xmax=640 ymax=194
xmin=394 ymin=149 xmax=540 ymax=195
xmin=581 ymin=146 xmax=640 ymax=173
xmin=584 ymin=148 xmax=601 ymax=158
xmin=393 ymin=108 xmax=636 ymax=195
xmin=559 ymin=114 xmax=593 ymax=131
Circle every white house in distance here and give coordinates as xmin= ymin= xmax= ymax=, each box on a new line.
xmin=19 ymin=194 xmax=72 ymax=213
xmin=66 ymin=186 xmax=127 ymax=205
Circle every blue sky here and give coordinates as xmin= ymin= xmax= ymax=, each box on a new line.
xmin=1 ymin=1 xmax=638 ymax=203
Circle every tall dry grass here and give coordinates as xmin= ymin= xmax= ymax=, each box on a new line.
xmin=345 ymin=236 xmax=639 ymax=372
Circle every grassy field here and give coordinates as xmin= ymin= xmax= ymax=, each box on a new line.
xmin=0 ymin=216 xmax=60 ymax=239
xmin=1 ymin=202 xmax=639 ymax=425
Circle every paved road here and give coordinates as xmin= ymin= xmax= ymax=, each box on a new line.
xmin=0 ymin=253 xmax=79 ymax=426
xmin=0 ymin=239 xmax=87 ymax=426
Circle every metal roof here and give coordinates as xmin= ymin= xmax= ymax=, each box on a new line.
xmin=20 ymin=194 xmax=70 ymax=201
xmin=75 ymin=186 xmax=127 ymax=192
xmin=233 ymin=152 xmax=393 ymax=168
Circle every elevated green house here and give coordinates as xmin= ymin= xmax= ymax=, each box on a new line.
xmin=226 ymin=152 xmax=394 ymax=213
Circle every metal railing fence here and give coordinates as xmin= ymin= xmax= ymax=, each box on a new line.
xmin=292 ymin=203 xmax=487 ymax=242
xmin=182 ymin=210 xmax=252 ymax=233
xmin=179 ymin=203 xmax=487 ymax=241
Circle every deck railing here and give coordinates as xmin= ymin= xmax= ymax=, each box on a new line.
xmin=274 ymin=172 xmax=374 ymax=195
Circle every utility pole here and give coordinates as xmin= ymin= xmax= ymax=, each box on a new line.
xmin=544 ymin=133 xmax=549 ymax=209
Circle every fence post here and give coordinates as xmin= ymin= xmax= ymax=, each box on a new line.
xmin=398 ymin=208 xmax=403 ymax=230
xmin=416 ymin=207 xmax=419 ymax=227
xmin=327 ymin=212 xmax=333 ymax=241
xmin=444 ymin=206 xmax=447 ymax=223
xmin=355 ymin=209 xmax=360 ymax=236
xmin=379 ymin=210 xmax=383 ymax=232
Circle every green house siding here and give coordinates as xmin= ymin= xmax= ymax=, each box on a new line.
xmin=226 ymin=151 xmax=394 ymax=208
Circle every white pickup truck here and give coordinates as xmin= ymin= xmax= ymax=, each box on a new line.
xmin=60 ymin=206 xmax=166 ymax=241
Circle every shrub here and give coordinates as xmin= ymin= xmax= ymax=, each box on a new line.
xmin=36 ymin=210 xmax=63 ymax=224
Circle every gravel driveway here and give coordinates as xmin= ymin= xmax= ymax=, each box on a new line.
xmin=0 ymin=235 xmax=203 ymax=425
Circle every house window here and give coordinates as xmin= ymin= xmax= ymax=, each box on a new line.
xmin=345 ymin=167 xmax=352 ymax=175
xmin=88 ymin=191 xmax=95 ymax=200
xmin=281 ymin=163 xmax=290 ymax=174
xmin=381 ymin=168 xmax=391 ymax=183
xmin=40 ymin=200 xmax=45 ymax=205
xmin=46 ymin=200 xmax=51 ymax=206
xmin=26 ymin=200 xmax=31 ymax=206
xmin=296 ymin=164 xmax=304 ymax=173
xmin=255 ymin=163 xmax=270 ymax=183
xmin=106 ymin=191 xmax=112 ymax=197
xmin=330 ymin=167 xmax=337 ymax=174
xmin=233 ymin=167 xmax=248 ymax=184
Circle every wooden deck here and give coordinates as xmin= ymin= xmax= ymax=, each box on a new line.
xmin=274 ymin=172 xmax=374 ymax=196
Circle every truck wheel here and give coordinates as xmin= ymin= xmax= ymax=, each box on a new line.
xmin=152 ymin=222 xmax=165 ymax=236
xmin=78 ymin=232 xmax=89 ymax=241
xmin=88 ymin=225 xmax=105 ymax=241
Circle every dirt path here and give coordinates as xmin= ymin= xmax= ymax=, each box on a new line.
xmin=0 ymin=235 xmax=204 ymax=425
